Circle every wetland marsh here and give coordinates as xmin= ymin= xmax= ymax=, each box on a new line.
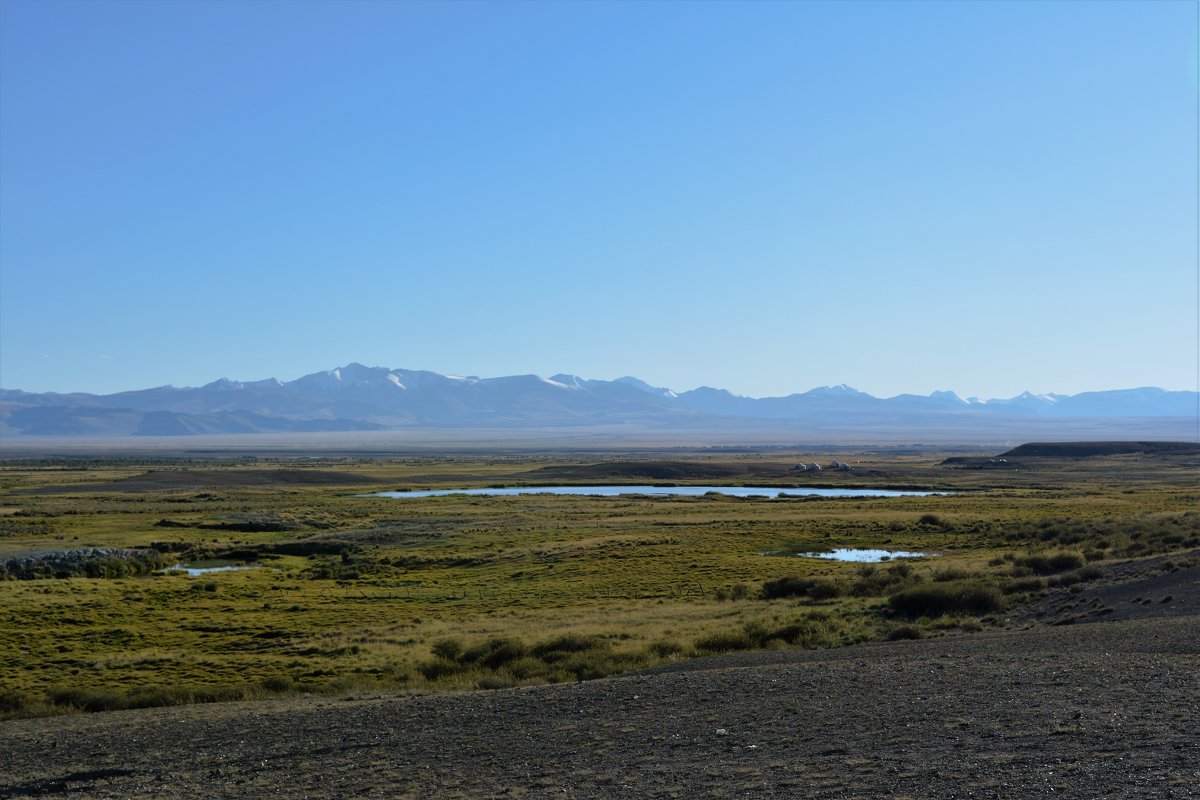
xmin=1 ymin=446 xmax=1197 ymax=718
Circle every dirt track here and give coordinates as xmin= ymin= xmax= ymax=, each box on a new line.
xmin=3 ymin=607 xmax=1198 ymax=799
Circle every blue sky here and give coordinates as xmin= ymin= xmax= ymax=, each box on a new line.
xmin=1 ymin=0 xmax=1196 ymax=399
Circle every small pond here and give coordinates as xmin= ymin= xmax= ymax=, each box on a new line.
xmin=167 ymin=560 xmax=261 ymax=576
xmin=365 ymin=486 xmax=940 ymax=500
xmin=762 ymin=548 xmax=934 ymax=562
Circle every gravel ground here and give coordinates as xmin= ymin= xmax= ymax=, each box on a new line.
xmin=3 ymin=567 xmax=1199 ymax=799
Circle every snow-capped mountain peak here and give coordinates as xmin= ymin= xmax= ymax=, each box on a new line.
xmin=929 ymin=390 xmax=969 ymax=404
xmin=615 ymin=376 xmax=678 ymax=398
xmin=3 ymin=364 xmax=1195 ymax=438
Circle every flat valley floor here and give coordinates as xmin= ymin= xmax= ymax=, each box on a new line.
xmin=3 ymin=586 xmax=1197 ymax=799
xmin=2 ymin=448 xmax=1198 ymax=798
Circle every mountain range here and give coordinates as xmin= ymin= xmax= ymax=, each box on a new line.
xmin=1 ymin=363 xmax=1196 ymax=437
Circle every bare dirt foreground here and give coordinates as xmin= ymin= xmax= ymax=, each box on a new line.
xmin=2 ymin=602 xmax=1198 ymax=799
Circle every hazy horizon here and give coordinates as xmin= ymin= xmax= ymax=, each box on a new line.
xmin=2 ymin=1 xmax=1197 ymax=400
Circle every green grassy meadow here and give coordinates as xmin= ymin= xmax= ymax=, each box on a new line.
xmin=1 ymin=449 xmax=1197 ymax=716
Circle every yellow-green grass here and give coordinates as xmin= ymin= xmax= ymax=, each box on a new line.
xmin=1 ymin=451 xmax=1197 ymax=716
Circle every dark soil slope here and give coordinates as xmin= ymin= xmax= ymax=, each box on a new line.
xmin=1018 ymin=551 xmax=1200 ymax=625
xmin=1001 ymin=441 xmax=1200 ymax=458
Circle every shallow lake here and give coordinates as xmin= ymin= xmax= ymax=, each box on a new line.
xmin=365 ymin=485 xmax=940 ymax=500
xmin=764 ymin=548 xmax=933 ymax=562
xmin=167 ymin=560 xmax=260 ymax=576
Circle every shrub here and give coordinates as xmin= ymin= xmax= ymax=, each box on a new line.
xmin=475 ymin=675 xmax=518 ymax=690
xmin=769 ymin=619 xmax=839 ymax=648
xmin=459 ymin=637 xmax=527 ymax=669
xmin=557 ymin=651 xmax=638 ymax=681
xmin=647 ymin=640 xmax=683 ymax=658
xmin=1047 ymin=565 xmax=1104 ymax=588
xmin=807 ymin=580 xmax=842 ymax=600
xmin=1047 ymin=553 xmax=1085 ymax=572
xmin=1002 ymin=577 xmax=1046 ymax=594
xmin=850 ymin=564 xmax=921 ymax=597
xmin=761 ymin=576 xmax=815 ymax=599
xmin=500 ymin=657 xmax=547 ymax=681
xmin=531 ymin=633 xmax=603 ymax=662
xmin=260 ymin=676 xmax=295 ymax=693
xmin=743 ymin=621 xmax=772 ymax=647
xmin=430 ymin=638 xmax=463 ymax=661
xmin=693 ymin=631 xmax=753 ymax=653
xmin=0 ymin=689 xmax=34 ymax=715
xmin=885 ymin=625 xmax=923 ymax=641
xmin=761 ymin=576 xmax=842 ymax=600
xmin=888 ymin=581 xmax=1004 ymax=618
xmin=43 ymin=684 xmax=234 ymax=713
xmin=931 ymin=567 xmax=976 ymax=583
xmin=45 ymin=687 xmax=127 ymax=713
xmin=418 ymin=658 xmax=462 ymax=681
xmin=1014 ymin=552 xmax=1084 ymax=575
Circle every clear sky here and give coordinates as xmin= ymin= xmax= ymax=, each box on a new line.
xmin=1 ymin=0 xmax=1196 ymax=399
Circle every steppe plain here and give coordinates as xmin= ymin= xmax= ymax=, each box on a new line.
xmin=0 ymin=442 xmax=1197 ymax=798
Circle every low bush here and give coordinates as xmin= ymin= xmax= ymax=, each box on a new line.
xmin=420 ymin=631 xmax=620 ymax=686
xmin=42 ymin=683 xmax=252 ymax=714
xmin=557 ymin=651 xmax=641 ymax=681
xmin=430 ymin=638 xmax=463 ymax=661
xmin=1002 ymin=577 xmax=1046 ymax=594
xmin=418 ymin=657 xmax=462 ymax=681
xmin=693 ymin=631 xmax=753 ymax=653
xmin=931 ymin=567 xmax=977 ymax=583
xmin=1014 ymin=552 xmax=1084 ymax=575
xmin=850 ymin=563 xmax=922 ymax=597
xmin=761 ymin=576 xmax=842 ymax=600
xmin=647 ymin=640 xmax=683 ymax=658
xmin=767 ymin=618 xmax=842 ymax=649
xmin=260 ymin=676 xmax=295 ymax=693
xmin=761 ymin=576 xmax=813 ymax=599
xmin=888 ymin=581 xmax=1004 ymax=618
xmin=885 ymin=625 xmax=923 ymax=641
xmin=499 ymin=656 xmax=546 ymax=681
xmin=459 ymin=637 xmax=527 ymax=670
xmin=1047 ymin=565 xmax=1104 ymax=588
xmin=0 ymin=689 xmax=35 ymax=715
xmin=696 ymin=614 xmax=850 ymax=654
xmin=530 ymin=633 xmax=604 ymax=662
